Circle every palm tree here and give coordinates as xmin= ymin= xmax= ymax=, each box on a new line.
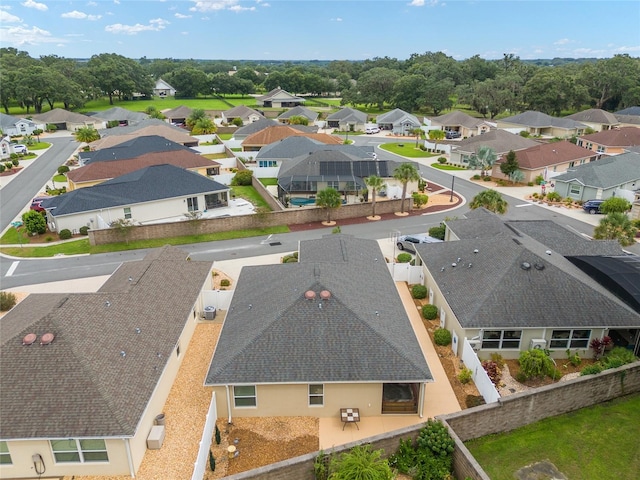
xmin=469 ymin=189 xmax=508 ymax=214
xmin=410 ymin=128 xmax=423 ymax=147
xmin=393 ymin=163 xmax=420 ymax=214
xmin=74 ymin=127 xmax=100 ymax=144
xmin=468 ymin=145 xmax=497 ymax=177
xmin=594 ymin=212 xmax=638 ymax=246
xmin=315 ymin=187 xmax=341 ymax=223
xmin=192 ymin=117 xmax=217 ymax=135
xmin=428 ymin=129 xmax=446 ymax=153
xmin=364 ymin=175 xmax=384 ymax=217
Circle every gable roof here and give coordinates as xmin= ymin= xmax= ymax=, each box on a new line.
xmin=564 ymin=108 xmax=620 ymax=126
xmin=615 ymin=106 xmax=640 ymax=116
xmin=577 ymin=126 xmax=640 ymax=147
xmin=377 ymin=108 xmax=421 ymax=126
xmin=277 ymin=105 xmax=319 ymax=121
xmin=68 ymin=150 xmax=218 ymax=184
xmin=90 ymin=126 xmax=198 ymax=149
xmin=98 ymin=118 xmax=187 ymax=137
xmin=453 ymin=129 xmax=539 ymax=154
xmin=429 ymin=111 xmax=487 ymax=129
xmin=234 ymin=117 xmax=279 ymax=136
xmin=416 ymin=224 xmax=639 ymax=329
xmin=162 ymin=105 xmax=193 ymax=118
xmin=205 ymin=235 xmax=432 ymax=385
xmin=223 ymin=105 xmax=264 ymax=120
xmin=257 ymin=136 xmax=374 ymax=160
xmin=80 ymin=135 xmax=191 ymax=164
xmin=500 ymin=111 xmax=586 ymax=130
xmin=0 ymin=112 xmax=37 ymax=129
xmin=31 ymin=108 xmax=97 ymax=124
xmin=326 ymin=107 xmax=368 ymax=123
xmin=43 ymin=164 xmax=227 ymax=216
xmin=0 ymin=245 xmax=212 ymax=439
xmin=256 ymin=88 xmax=305 ymax=103
xmin=552 ymin=152 xmax=640 ymax=188
xmin=89 ymin=107 xmax=149 ymax=123
xmin=499 ymin=140 xmax=595 ymax=170
xmin=242 ymin=125 xmax=340 ymax=147
xmin=154 ymin=78 xmax=175 ymax=90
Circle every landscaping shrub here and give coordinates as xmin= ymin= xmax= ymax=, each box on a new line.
xmin=12 ymin=158 xmax=19 ymax=167
xmin=534 ymin=174 xmax=544 ymax=185
xmin=422 ymin=304 xmax=438 ymax=320
xmin=472 ymin=174 xmax=482 ymax=180
xmin=566 ymin=349 xmax=581 ymax=367
xmin=0 ymin=164 xmax=5 ymax=173
xmin=602 ymin=347 xmax=637 ymax=368
xmin=79 ymin=226 xmax=89 ymax=235
xmin=397 ymin=252 xmax=412 ymax=263
xmin=518 ymin=348 xmax=555 ymax=380
xmin=59 ymin=229 xmax=72 ymax=240
xmin=329 ymin=444 xmax=393 ymax=480
xmin=4 ymin=162 xmax=12 ymax=170
xmin=465 ymin=394 xmax=485 ymax=408
xmin=0 ymin=291 xmax=17 ymax=311
xmin=527 ymin=182 xmax=534 ymax=186
xmin=428 ymin=224 xmax=446 ymax=240
xmin=412 ymin=192 xmax=429 ymax=208
xmin=438 ymin=157 xmax=447 ymax=164
xmin=546 ymin=191 xmax=562 ymax=202
xmin=411 ymin=284 xmax=427 ymax=299
xmin=490 ymin=353 xmax=505 ymax=367
xmin=458 ymin=367 xmax=473 ymax=384
xmin=21 ymin=210 xmax=47 ymax=235
xmin=482 ymin=360 xmax=502 ymax=386
xmin=483 ymin=176 xmax=492 ymax=181
xmin=590 ymin=336 xmax=612 ymax=360
xmin=220 ymin=279 xmax=231 ymax=287
xmin=417 ymin=419 xmax=455 ymax=457
xmin=434 ymin=328 xmax=452 ymax=346
xmin=580 ymin=363 xmax=603 ymax=376
xmin=230 ymin=170 xmax=253 ymax=186
xmin=57 ymin=165 xmax=70 ymax=175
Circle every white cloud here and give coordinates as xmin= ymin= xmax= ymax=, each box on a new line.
xmin=0 ymin=25 xmax=65 ymax=46
xmin=229 ymin=5 xmax=255 ymax=12
xmin=256 ymin=0 xmax=270 ymax=6
xmin=409 ymin=0 xmax=441 ymax=6
xmin=114 ymin=0 xmax=120 ymax=4
xmin=330 ymin=17 xmax=342 ymax=22
xmin=175 ymin=12 xmax=192 ymax=18
xmin=554 ymin=38 xmax=571 ymax=46
xmin=62 ymin=10 xmax=102 ymax=20
xmin=190 ymin=0 xmax=254 ymax=12
xmin=181 ymin=31 xmax=189 ymax=35
xmin=21 ymin=0 xmax=48 ymax=11
xmin=87 ymin=1 xmax=98 ymax=6
xmin=105 ymin=18 xmax=169 ymax=35
xmin=65 ymin=33 xmax=85 ymax=37
xmin=0 ymin=10 xmax=21 ymax=22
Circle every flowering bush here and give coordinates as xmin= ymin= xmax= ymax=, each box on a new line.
xmin=482 ymin=360 xmax=502 ymax=386
xmin=589 ymin=336 xmax=612 ymax=360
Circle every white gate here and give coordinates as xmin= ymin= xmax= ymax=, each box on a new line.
xmin=191 ymin=392 xmax=218 ymax=480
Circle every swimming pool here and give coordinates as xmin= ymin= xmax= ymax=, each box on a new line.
xmin=289 ymin=197 xmax=316 ymax=206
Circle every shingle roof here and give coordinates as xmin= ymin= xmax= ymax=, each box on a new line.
xmin=79 ymin=135 xmax=191 ymax=164
xmin=429 ymin=111 xmax=487 ymax=129
xmin=97 ymin=118 xmax=187 ymax=137
xmin=615 ymin=106 xmax=640 ymax=116
xmin=564 ymin=108 xmax=619 ymax=126
xmin=242 ymin=125 xmax=340 ymax=147
xmin=223 ymin=105 xmax=264 ymax=119
xmin=43 ymin=164 xmax=228 ymax=216
xmin=257 ymin=136 xmax=373 ymax=160
xmin=162 ymin=105 xmax=193 ymax=118
xmin=326 ymin=107 xmax=368 ymax=123
xmin=500 ymin=110 xmax=586 ymax=129
xmin=234 ymin=118 xmax=279 ymax=136
xmin=256 ymin=88 xmax=304 ymax=102
xmin=551 ymin=152 xmax=640 ymax=188
xmin=277 ymin=105 xmax=319 ymax=121
xmin=377 ymin=108 xmax=421 ymax=126
xmin=90 ymin=127 xmax=198 ymax=150
xmin=0 ymin=245 xmax=212 ymax=439
xmin=67 ymin=150 xmax=219 ymax=184
xmin=615 ymin=114 xmax=640 ymax=126
xmin=31 ymin=108 xmax=98 ymax=123
xmin=205 ymin=235 xmax=432 ymax=385
xmin=0 ymin=113 xmax=36 ymax=129
xmin=453 ymin=129 xmax=539 ymax=154
xmin=577 ymin=126 xmax=640 ymax=147
xmin=90 ymin=107 xmax=149 ymax=123
xmin=499 ymin=140 xmax=594 ymax=170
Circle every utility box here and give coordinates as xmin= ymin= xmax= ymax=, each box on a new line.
xmin=147 ymin=425 xmax=165 ymax=449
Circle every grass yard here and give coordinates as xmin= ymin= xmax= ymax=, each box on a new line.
xmin=259 ymin=178 xmax=278 ymax=186
xmin=430 ymin=162 xmax=467 ymax=171
xmin=217 ymin=133 xmax=234 ymax=140
xmin=231 ymin=186 xmax=271 ymax=209
xmin=26 ymin=142 xmax=50 ymax=150
xmin=465 ymin=393 xmax=640 ymax=480
xmin=53 ymin=174 xmax=67 ymax=182
xmin=380 ymin=143 xmax=438 ymax=158
xmin=202 ymin=153 xmax=228 ymax=160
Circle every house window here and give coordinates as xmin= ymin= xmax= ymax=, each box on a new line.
xmin=597 ymin=146 xmax=605 ymax=153
xmin=481 ymin=330 xmax=522 ymax=349
xmin=259 ymin=160 xmax=277 ymax=168
xmin=20 ymin=124 xmax=26 ymax=132
xmin=187 ymin=197 xmax=199 ymax=212
xmin=309 ymin=384 xmax=324 ymax=406
xmin=233 ymin=385 xmax=256 ymax=407
xmin=0 ymin=441 xmax=11 ymax=465
xmin=327 ymin=181 xmax=339 ymax=190
xmin=568 ymin=161 xmax=575 ymax=168
xmin=569 ymin=184 xmax=582 ymax=196
xmin=50 ymin=439 xmax=108 ymax=463
xmin=123 ymin=207 xmax=132 ymax=220
xmin=550 ymin=330 xmax=591 ymax=349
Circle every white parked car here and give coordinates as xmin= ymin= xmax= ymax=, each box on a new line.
xmin=12 ymin=144 xmax=27 ymax=154
xmin=365 ymin=126 xmax=380 ymax=134
xmin=397 ymin=234 xmax=443 ymax=253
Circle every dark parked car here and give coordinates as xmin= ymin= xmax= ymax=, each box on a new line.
xmin=582 ymin=199 xmax=604 ymax=214
xmin=445 ymin=130 xmax=461 ymax=139
xmin=397 ymin=234 xmax=443 ymax=253
xmin=30 ymin=196 xmax=50 ymax=212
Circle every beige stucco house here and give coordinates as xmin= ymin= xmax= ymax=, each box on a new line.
xmin=0 ymin=246 xmax=213 ymax=478
xmin=205 ymin=235 xmax=434 ymax=421
xmin=564 ymin=108 xmax=621 ymax=132
xmin=575 ymin=126 xmax=640 ymax=155
xmin=497 ymin=111 xmax=587 ymax=138
xmin=428 ymin=110 xmax=493 ymax=138
xmin=256 ymin=88 xmax=305 ymax=108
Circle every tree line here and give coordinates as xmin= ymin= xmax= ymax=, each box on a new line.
xmin=1 ymin=47 xmax=639 ymax=117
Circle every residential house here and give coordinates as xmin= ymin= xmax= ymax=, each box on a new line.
xmin=615 ymin=114 xmax=640 ymax=128
xmin=233 ymin=118 xmax=279 ymax=140
xmin=448 ymin=129 xmax=539 ymax=167
xmin=67 ymin=150 xmax=220 ymax=190
xmin=413 ymin=209 xmax=640 ymax=360
xmin=94 ymin=120 xmax=199 ymax=148
xmin=204 ymin=234 xmax=433 ymax=420
xmin=162 ymin=105 xmax=193 ymax=126
xmin=153 ymin=78 xmax=176 ymax=97
xmin=490 ymin=140 xmax=597 ymax=184
xmin=551 ymin=152 xmax=640 ymax=202
xmin=0 ymin=135 xmax=11 ymax=160
xmin=255 ymin=88 xmax=305 ymax=108
xmin=326 ymin=107 xmax=368 ymax=131
xmin=427 ymin=111 xmax=493 ymax=138
xmin=0 ymin=113 xmax=38 ymax=137
xmin=221 ymin=105 xmax=264 ymax=125
xmin=31 ymin=109 xmax=104 ymax=131
xmin=90 ymin=107 xmax=149 ymax=127
xmin=564 ymin=108 xmax=621 ymax=132
xmin=0 ymin=245 xmax=213 ymax=479
xmin=277 ymin=150 xmax=405 ymax=203
xmin=376 ymin=109 xmax=422 ymax=135
xmin=41 ymin=164 xmax=229 ymax=232
xmin=497 ymin=111 xmax=587 ymax=138
xmin=277 ymin=106 xmax=319 ymax=125
xmin=615 ymin=106 xmax=640 ymax=116
xmin=79 ymin=135 xmax=193 ymax=166
xmin=241 ymin=125 xmax=338 ymax=152
xmin=575 ymin=127 xmax=640 ymax=155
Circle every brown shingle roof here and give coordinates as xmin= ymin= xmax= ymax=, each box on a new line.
xmin=242 ymin=125 xmax=342 ymax=147
xmin=578 ymin=126 xmax=640 ymax=146
xmin=501 ymin=141 xmax=595 ymax=170
xmin=91 ymin=125 xmax=198 ymax=149
xmin=67 ymin=150 xmax=219 ymax=184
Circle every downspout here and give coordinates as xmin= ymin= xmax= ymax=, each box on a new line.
xmin=419 ymin=383 xmax=425 ymax=418
xmin=225 ymin=385 xmax=232 ymax=424
xmin=124 ymin=438 xmax=135 ymax=478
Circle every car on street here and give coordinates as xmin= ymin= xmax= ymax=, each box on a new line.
xmin=396 ymin=234 xmax=443 ymax=253
xmin=365 ymin=126 xmax=380 ymax=134
xmin=582 ymin=199 xmax=605 ymax=214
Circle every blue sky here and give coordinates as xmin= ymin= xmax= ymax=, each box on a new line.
xmin=1 ymin=0 xmax=639 ymax=61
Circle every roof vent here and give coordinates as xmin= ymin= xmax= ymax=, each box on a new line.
xmin=105 ymin=300 xmax=111 ymax=307
xmin=452 ymin=263 xmax=457 ymax=267
xmin=135 ymin=327 xmax=141 ymax=334
xmin=545 ymin=250 xmax=552 ymax=255
xmin=473 ymin=249 xmax=479 ymax=254
xmin=120 ymin=351 xmax=126 ymax=357
xmin=320 ymin=290 xmax=331 ymax=300
xmin=305 ymin=290 xmax=317 ymax=300
xmin=521 ymin=262 xmax=532 ymax=270
xmin=23 ymin=333 xmax=37 ymax=346
xmin=40 ymin=333 xmax=55 ymax=346
xmin=534 ymin=263 xmax=545 ymax=271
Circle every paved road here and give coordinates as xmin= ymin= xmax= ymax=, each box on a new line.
xmin=0 ymin=137 xmax=78 ymax=233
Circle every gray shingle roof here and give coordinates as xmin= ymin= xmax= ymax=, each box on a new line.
xmin=377 ymin=108 xmax=421 ymax=126
xmin=452 ymin=129 xmax=539 ymax=154
xmin=326 ymin=107 xmax=367 ymax=123
xmin=257 ymin=136 xmax=373 ymax=160
xmin=234 ymin=117 xmax=278 ymax=136
xmin=79 ymin=135 xmax=191 ymax=164
xmin=223 ymin=105 xmax=264 ymax=120
xmin=564 ymin=108 xmax=619 ymax=125
xmin=277 ymin=106 xmax=319 ymax=121
xmin=97 ymin=118 xmax=186 ymax=137
xmin=552 ymin=152 xmax=640 ymax=188
xmin=90 ymin=107 xmax=149 ymax=123
xmin=43 ymin=164 xmax=228 ymax=216
xmin=429 ymin=111 xmax=487 ymax=129
xmin=615 ymin=106 xmax=640 ymax=116
xmin=500 ymin=110 xmax=586 ymax=129
xmin=205 ymin=235 xmax=432 ymax=385
xmin=0 ymin=112 xmax=36 ymax=130
xmin=31 ymin=108 xmax=98 ymax=124
xmin=0 ymin=245 xmax=212 ymax=439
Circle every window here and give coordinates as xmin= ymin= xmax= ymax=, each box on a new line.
xmin=51 ymin=439 xmax=108 ymax=463
xmin=0 ymin=441 xmax=11 ymax=465
xmin=259 ymin=160 xmax=277 ymax=168
xmin=481 ymin=330 xmax=522 ymax=349
xmin=568 ymin=161 xmax=575 ymax=168
xmin=550 ymin=330 xmax=590 ymax=349
xmin=309 ymin=384 xmax=324 ymax=406
xmin=233 ymin=385 xmax=256 ymax=407
xmin=187 ymin=197 xmax=199 ymax=212
xmin=597 ymin=146 xmax=605 ymax=153
xmin=123 ymin=207 xmax=132 ymax=219
xmin=569 ymin=184 xmax=582 ymax=196
xmin=327 ymin=181 xmax=339 ymax=190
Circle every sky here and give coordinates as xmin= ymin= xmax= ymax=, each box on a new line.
xmin=1 ymin=0 xmax=639 ymax=61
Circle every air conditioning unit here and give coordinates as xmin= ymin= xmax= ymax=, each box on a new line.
xmin=468 ymin=339 xmax=481 ymax=351
xmin=530 ymin=339 xmax=547 ymax=350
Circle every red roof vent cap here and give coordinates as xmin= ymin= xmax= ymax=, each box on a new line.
xmin=23 ymin=333 xmax=37 ymax=346
xmin=40 ymin=333 xmax=55 ymax=346
xmin=320 ymin=290 xmax=331 ymax=300
xmin=304 ymin=290 xmax=316 ymax=300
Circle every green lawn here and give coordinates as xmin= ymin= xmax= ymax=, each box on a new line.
xmin=259 ymin=178 xmax=278 ymax=186
xmin=380 ymin=143 xmax=438 ymax=158
xmin=230 ymin=186 xmax=271 ymax=209
xmin=217 ymin=133 xmax=234 ymax=140
xmin=27 ymin=142 xmax=50 ymax=150
xmin=202 ymin=153 xmax=229 ymax=160
xmin=430 ymin=162 xmax=467 ymax=171
xmin=465 ymin=394 xmax=640 ymax=480
xmin=0 ymin=225 xmax=290 ymax=257
xmin=53 ymin=174 xmax=67 ymax=182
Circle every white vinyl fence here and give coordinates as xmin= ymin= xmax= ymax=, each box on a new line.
xmin=423 ymin=141 xmax=451 ymax=154
xmin=191 ymin=392 xmax=218 ymax=480
xmin=388 ymin=263 xmax=424 ymax=284
xmin=461 ymin=338 xmax=500 ymax=404
xmin=202 ymin=289 xmax=234 ymax=312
